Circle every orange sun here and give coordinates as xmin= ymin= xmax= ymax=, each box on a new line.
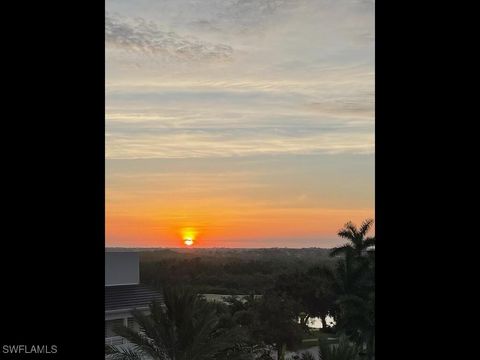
xmin=184 ymin=238 xmax=194 ymax=246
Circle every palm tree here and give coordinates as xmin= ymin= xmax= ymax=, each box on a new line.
xmin=106 ymin=287 xmax=248 ymax=360
xmin=330 ymin=220 xmax=375 ymax=259
xmin=328 ymin=220 xmax=375 ymax=360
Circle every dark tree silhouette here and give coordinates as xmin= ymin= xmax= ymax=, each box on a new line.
xmin=330 ymin=219 xmax=375 ymax=258
xmin=106 ymin=287 xmax=248 ymax=360
xmin=274 ymin=266 xmax=336 ymax=331
xmin=251 ymin=293 xmax=304 ymax=360
xmin=329 ymin=219 xmax=375 ymax=360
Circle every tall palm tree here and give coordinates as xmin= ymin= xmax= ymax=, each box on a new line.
xmin=106 ymin=287 xmax=248 ymax=360
xmin=330 ymin=219 xmax=375 ymax=258
xmin=329 ymin=220 xmax=375 ymax=360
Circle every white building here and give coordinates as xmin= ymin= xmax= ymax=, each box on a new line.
xmin=105 ymin=251 xmax=163 ymax=345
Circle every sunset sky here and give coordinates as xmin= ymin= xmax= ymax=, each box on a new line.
xmin=106 ymin=0 xmax=374 ymax=248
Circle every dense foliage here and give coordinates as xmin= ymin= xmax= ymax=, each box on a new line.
xmin=106 ymin=287 xmax=250 ymax=360
xmin=107 ymin=220 xmax=375 ymax=360
xmin=139 ymin=248 xmax=335 ymax=295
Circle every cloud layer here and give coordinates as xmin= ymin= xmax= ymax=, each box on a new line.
xmin=106 ymin=0 xmax=374 ymax=160
xmin=105 ymin=0 xmax=375 ymax=247
xmin=106 ymin=14 xmax=233 ymax=62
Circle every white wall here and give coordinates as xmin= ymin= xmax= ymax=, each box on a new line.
xmin=105 ymin=252 xmax=139 ymax=286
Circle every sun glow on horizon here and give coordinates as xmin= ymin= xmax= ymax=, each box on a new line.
xmin=181 ymin=227 xmax=198 ymax=247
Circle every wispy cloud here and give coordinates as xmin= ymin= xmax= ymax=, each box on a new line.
xmin=106 ymin=13 xmax=233 ymax=62
xmin=106 ymin=126 xmax=373 ymax=159
xmin=105 ymin=76 xmax=373 ymax=159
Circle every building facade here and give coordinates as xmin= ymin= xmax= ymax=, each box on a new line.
xmin=105 ymin=251 xmax=163 ymax=345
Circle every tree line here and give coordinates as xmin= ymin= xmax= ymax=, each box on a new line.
xmin=106 ymin=219 xmax=375 ymax=360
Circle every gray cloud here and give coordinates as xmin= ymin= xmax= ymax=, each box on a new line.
xmin=306 ymin=94 xmax=374 ymax=118
xmin=105 ymin=14 xmax=233 ymax=62
xmin=105 ymin=122 xmax=373 ymax=159
xmin=105 ymin=0 xmax=374 ymax=159
xmin=216 ymin=0 xmax=302 ymax=30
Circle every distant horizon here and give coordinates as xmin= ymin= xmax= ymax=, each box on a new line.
xmin=104 ymin=234 xmax=358 ymax=249
xmin=105 ymin=246 xmax=334 ymax=250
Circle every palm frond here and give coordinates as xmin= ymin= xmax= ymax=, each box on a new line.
xmin=113 ymin=323 xmax=163 ymax=360
xmin=105 ymin=346 xmax=145 ymax=360
xmin=358 ymin=219 xmax=374 ymax=238
xmin=337 ymin=229 xmax=355 ymax=241
xmin=108 ymin=286 xmax=252 ymax=360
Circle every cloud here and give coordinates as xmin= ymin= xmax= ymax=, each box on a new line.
xmin=106 ymin=125 xmax=373 ymax=159
xmin=305 ymin=95 xmax=374 ymax=119
xmin=105 ymin=0 xmax=374 ymax=159
xmin=105 ymin=14 xmax=233 ymax=62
